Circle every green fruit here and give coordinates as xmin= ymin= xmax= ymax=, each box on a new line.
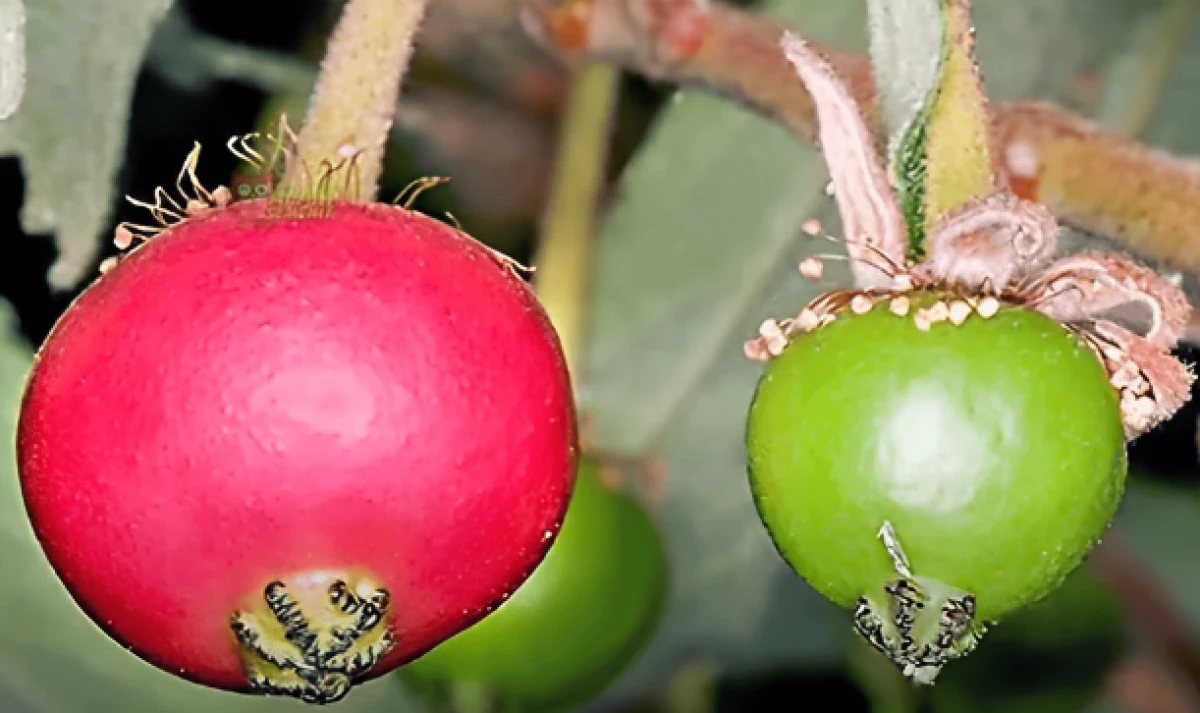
xmin=399 ymin=460 xmax=668 ymax=712
xmin=746 ymin=291 xmax=1126 ymax=680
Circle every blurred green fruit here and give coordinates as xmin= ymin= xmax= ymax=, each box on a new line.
xmin=746 ymin=292 xmax=1126 ymax=682
xmin=928 ymin=567 xmax=1124 ymax=713
xmin=399 ymin=459 xmax=668 ymax=712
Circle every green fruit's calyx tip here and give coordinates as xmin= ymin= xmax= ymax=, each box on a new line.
xmin=853 ymin=522 xmax=988 ymax=685
xmin=230 ymin=571 xmax=396 ymax=704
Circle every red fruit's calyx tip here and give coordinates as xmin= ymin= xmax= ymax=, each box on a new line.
xmin=853 ymin=521 xmax=987 ymax=685
xmin=107 ymin=114 xmax=369 ymax=270
xmin=230 ymin=571 xmax=396 ymax=705
xmin=103 ymin=119 xmax=531 ymax=284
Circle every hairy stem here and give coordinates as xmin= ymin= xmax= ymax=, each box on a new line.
xmin=283 ymin=0 xmax=430 ymax=200
xmin=533 ymin=61 xmax=619 ymax=377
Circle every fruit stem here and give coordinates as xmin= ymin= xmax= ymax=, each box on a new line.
xmin=281 ymin=0 xmax=430 ymax=200
xmin=532 ymin=61 xmax=619 ymax=378
xmin=846 ymin=637 xmax=920 ymax=713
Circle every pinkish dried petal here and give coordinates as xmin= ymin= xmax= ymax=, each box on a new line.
xmin=779 ymin=32 xmax=907 ymax=290
xmin=1027 ymin=251 xmax=1191 ymax=351
xmin=1108 ymin=360 xmax=1141 ymax=391
xmin=1091 ymin=321 xmax=1194 ymax=438
xmin=920 ymin=192 xmax=1058 ymax=292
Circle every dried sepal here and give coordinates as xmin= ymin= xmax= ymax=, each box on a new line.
xmin=1025 ymin=251 xmax=1190 ymax=351
xmin=779 ymin=31 xmax=908 ymax=290
xmin=1087 ymin=321 xmax=1194 ymax=438
xmin=919 ymin=192 xmax=1057 ymax=293
xmin=1019 ymin=249 xmax=1195 ymax=438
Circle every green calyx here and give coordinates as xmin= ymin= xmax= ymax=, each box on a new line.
xmin=870 ymin=0 xmax=998 ymax=260
xmin=745 ymin=291 xmax=1126 ymax=679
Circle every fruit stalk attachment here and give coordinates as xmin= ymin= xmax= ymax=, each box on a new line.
xmin=280 ymin=0 xmax=431 ymax=200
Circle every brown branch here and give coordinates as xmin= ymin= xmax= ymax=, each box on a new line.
xmin=519 ymin=0 xmax=1200 ymax=277
xmin=520 ymin=0 xmax=875 ymax=143
xmin=1089 ymin=532 xmax=1200 ymax=705
xmin=1104 ymin=653 xmax=1200 ymax=713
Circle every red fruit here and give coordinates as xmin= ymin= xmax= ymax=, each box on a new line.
xmin=16 ymin=199 xmax=578 ymax=703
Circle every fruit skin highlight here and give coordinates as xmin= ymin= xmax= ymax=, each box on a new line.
xmin=746 ymin=292 xmax=1126 ymax=621
xmin=399 ymin=459 xmax=668 ymax=713
xmin=16 ymin=198 xmax=578 ymax=697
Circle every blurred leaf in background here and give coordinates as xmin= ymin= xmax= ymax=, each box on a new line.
xmin=0 ymin=0 xmax=172 ymax=290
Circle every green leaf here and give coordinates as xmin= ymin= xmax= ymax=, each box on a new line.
xmin=579 ymin=0 xmax=1166 ymax=708
xmin=867 ymin=0 xmax=942 ymax=147
xmin=0 ymin=0 xmax=173 ymax=290
xmin=0 ymin=0 xmax=26 ymax=120
xmin=866 ymin=0 xmax=942 ymax=254
xmin=867 ymin=0 xmax=998 ymax=253
xmin=920 ymin=0 xmax=997 ymax=229
xmin=0 ymin=309 xmax=416 ymax=707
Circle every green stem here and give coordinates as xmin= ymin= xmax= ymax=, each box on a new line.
xmin=846 ymin=637 xmax=920 ymax=713
xmin=532 ymin=61 xmax=619 ymax=378
xmin=535 ymin=62 xmax=619 ymax=376
xmin=282 ymin=0 xmax=430 ymax=200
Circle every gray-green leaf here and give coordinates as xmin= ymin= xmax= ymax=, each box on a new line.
xmin=0 ymin=0 xmax=172 ymax=290
xmin=866 ymin=0 xmax=942 ymax=161
xmin=0 ymin=0 xmax=26 ymax=120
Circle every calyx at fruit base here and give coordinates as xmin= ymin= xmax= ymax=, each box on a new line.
xmin=744 ymin=31 xmax=1194 ymax=683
